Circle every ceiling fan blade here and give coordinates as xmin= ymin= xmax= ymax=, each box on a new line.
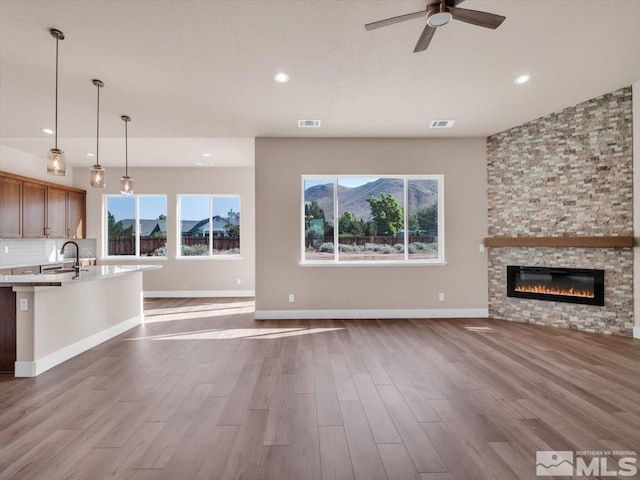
xmin=450 ymin=7 xmax=506 ymax=29
xmin=447 ymin=0 xmax=467 ymax=6
xmin=365 ymin=10 xmax=426 ymax=31
xmin=414 ymin=24 xmax=437 ymax=53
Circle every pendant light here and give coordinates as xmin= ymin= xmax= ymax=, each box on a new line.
xmin=90 ymin=79 xmax=106 ymax=187
xmin=47 ymin=28 xmax=66 ymax=176
xmin=120 ymin=115 xmax=134 ymax=195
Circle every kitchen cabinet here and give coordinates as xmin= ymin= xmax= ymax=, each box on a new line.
xmin=0 ymin=171 xmax=86 ymax=239
xmin=22 ymin=181 xmax=47 ymax=238
xmin=67 ymin=190 xmax=86 ymax=239
xmin=0 ymin=175 xmax=22 ymax=237
xmin=47 ymin=186 xmax=67 ymax=238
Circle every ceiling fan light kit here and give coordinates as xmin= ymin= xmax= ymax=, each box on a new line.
xmin=365 ymin=0 xmax=506 ymax=53
xmin=427 ymin=2 xmax=452 ymax=27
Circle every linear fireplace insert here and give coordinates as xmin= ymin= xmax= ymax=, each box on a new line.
xmin=507 ymin=266 xmax=605 ymax=306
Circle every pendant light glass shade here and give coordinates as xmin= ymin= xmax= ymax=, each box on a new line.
xmin=47 ymin=29 xmax=66 ymax=176
xmin=47 ymin=148 xmax=66 ymax=175
xmin=120 ymin=176 xmax=134 ymax=195
xmin=120 ymin=115 xmax=133 ymax=195
xmin=90 ymin=164 xmax=105 ymax=187
xmin=90 ymin=79 xmax=106 ymax=187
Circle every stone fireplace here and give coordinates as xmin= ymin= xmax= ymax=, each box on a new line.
xmin=486 ymin=87 xmax=634 ymax=336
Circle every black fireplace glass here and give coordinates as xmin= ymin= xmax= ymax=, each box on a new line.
xmin=507 ymin=266 xmax=605 ymax=306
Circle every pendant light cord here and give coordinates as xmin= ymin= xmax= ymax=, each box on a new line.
xmin=96 ymin=84 xmax=100 ymax=166
xmin=54 ymin=35 xmax=59 ymax=150
xmin=124 ymin=119 xmax=128 ymax=177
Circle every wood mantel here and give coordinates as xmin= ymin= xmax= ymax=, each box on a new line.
xmin=483 ymin=236 xmax=634 ymax=248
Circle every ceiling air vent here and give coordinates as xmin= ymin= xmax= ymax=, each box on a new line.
xmin=298 ymin=119 xmax=321 ymax=128
xmin=430 ymin=120 xmax=455 ymax=129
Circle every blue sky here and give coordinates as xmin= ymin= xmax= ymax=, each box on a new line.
xmin=108 ymin=196 xmax=240 ymax=221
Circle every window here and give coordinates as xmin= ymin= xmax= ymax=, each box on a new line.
xmin=178 ymin=195 xmax=241 ymax=257
xmin=302 ymin=175 xmax=443 ymax=264
xmin=105 ymin=195 xmax=167 ymax=257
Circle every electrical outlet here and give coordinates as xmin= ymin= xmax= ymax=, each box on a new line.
xmin=237 ymin=278 xmax=242 ymax=285
xmin=288 ymin=294 xmax=295 ymax=303
xmin=3 ymin=246 xmax=8 ymax=254
xmin=479 ymin=244 xmax=485 ymax=252
xmin=439 ymin=293 xmax=445 ymax=302
xmin=19 ymin=298 xmax=28 ymax=311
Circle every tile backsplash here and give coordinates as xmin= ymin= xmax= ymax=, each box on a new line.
xmin=0 ymin=238 xmax=97 ymax=267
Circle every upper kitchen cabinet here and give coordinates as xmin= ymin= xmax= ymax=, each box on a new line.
xmin=0 ymin=171 xmax=86 ymax=239
xmin=67 ymin=190 xmax=86 ymax=239
xmin=47 ymin=186 xmax=68 ymax=238
xmin=0 ymin=175 xmax=22 ymax=237
xmin=22 ymin=181 xmax=47 ymax=238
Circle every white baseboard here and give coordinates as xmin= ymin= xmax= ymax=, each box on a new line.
xmin=634 ymin=326 xmax=640 ymax=340
xmin=254 ymin=308 xmax=488 ymax=320
xmin=14 ymin=362 xmax=36 ymax=377
xmin=144 ymin=290 xmax=255 ymax=298
xmin=14 ymin=315 xmax=142 ymax=378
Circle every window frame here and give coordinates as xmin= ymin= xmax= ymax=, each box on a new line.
xmin=176 ymin=194 xmax=242 ymax=260
xmin=103 ymin=194 xmax=168 ymax=259
xmin=300 ymin=174 xmax=445 ymax=266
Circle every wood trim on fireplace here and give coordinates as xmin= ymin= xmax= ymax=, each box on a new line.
xmin=483 ymin=236 xmax=633 ymax=248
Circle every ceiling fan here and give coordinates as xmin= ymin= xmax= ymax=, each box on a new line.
xmin=365 ymin=0 xmax=506 ymax=53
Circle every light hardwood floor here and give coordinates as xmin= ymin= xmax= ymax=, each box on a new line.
xmin=0 ymin=298 xmax=638 ymax=479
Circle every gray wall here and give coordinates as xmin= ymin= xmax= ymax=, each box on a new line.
xmin=487 ymin=87 xmax=634 ymax=336
xmin=79 ymin=166 xmax=255 ymax=295
xmin=254 ymin=137 xmax=488 ymax=314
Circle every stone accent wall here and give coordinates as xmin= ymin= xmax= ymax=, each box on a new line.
xmin=487 ymin=87 xmax=634 ymax=336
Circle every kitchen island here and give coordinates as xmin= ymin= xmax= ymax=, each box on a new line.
xmin=0 ymin=265 xmax=161 ymax=377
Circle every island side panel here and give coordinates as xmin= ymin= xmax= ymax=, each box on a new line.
xmin=18 ymin=271 xmax=143 ymax=376
xmin=14 ymin=288 xmax=35 ymax=375
xmin=0 ymin=287 xmax=17 ymax=373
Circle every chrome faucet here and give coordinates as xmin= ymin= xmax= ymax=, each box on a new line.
xmin=60 ymin=241 xmax=80 ymax=276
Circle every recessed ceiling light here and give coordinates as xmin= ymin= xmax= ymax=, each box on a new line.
xmin=274 ymin=72 xmax=290 ymax=84
xmin=514 ymin=74 xmax=531 ymax=85
xmin=41 ymin=128 xmax=54 ymax=134
xmin=202 ymin=153 xmax=212 ymax=157
xmin=86 ymin=153 xmax=95 ymax=157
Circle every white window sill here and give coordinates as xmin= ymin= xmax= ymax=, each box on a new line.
xmin=175 ymin=255 xmax=244 ymax=261
xmin=101 ymin=256 xmax=168 ymax=261
xmin=299 ymin=260 xmax=447 ymax=267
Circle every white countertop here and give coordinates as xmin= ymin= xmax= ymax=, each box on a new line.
xmin=1 ymin=258 xmax=97 ymax=270
xmin=0 ymin=264 xmax=161 ymax=287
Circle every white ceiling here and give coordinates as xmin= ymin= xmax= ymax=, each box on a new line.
xmin=1 ymin=0 xmax=639 ymax=167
